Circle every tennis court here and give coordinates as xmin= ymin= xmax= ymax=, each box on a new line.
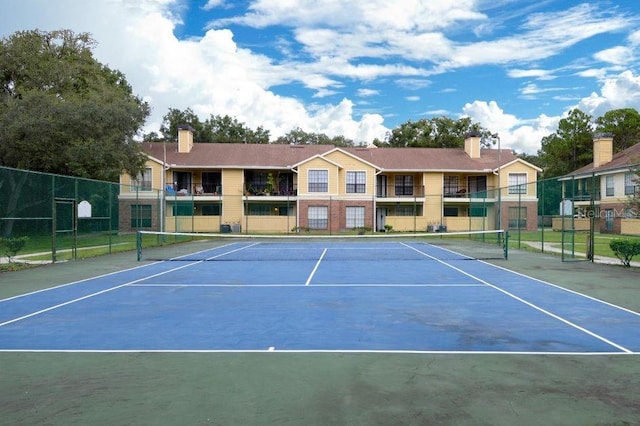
xmin=2 ymin=232 xmax=638 ymax=355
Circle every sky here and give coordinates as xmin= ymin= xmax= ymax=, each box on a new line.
xmin=2 ymin=0 xmax=640 ymax=154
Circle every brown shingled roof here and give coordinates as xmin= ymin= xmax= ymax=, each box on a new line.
xmin=142 ymin=143 xmax=333 ymax=168
xmin=565 ymin=142 xmax=640 ymax=177
xmin=344 ymin=146 xmax=517 ymax=171
xmin=141 ymin=142 xmax=519 ymax=171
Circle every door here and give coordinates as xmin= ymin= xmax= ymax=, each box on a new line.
xmin=377 ymin=175 xmax=387 ymax=197
xmin=376 ymin=207 xmax=387 ymax=231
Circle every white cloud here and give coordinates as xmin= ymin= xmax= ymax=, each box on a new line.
xmin=202 ymin=0 xmax=226 ymax=11
xmin=357 ymin=89 xmax=379 ymax=97
xmin=594 ymin=46 xmax=633 ymax=65
xmin=507 ymin=69 xmax=556 ymax=80
xmin=0 ymin=0 xmax=391 ymax=143
xmin=576 ymin=68 xmax=609 ymax=80
xmin=520 ymin=83 xmax=564 ymax=98
xmin=461 ymin=100 xmax=557 ymax=154
xmin=576 ymin=71 xmax=640 ymax=118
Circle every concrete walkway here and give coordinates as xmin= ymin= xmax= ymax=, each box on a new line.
xmin=522 ymin=241 xmax=640 ymax=267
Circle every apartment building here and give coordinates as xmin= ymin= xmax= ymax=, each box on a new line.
xmin=119 ymin=127 xmax=540 ymax=234
xmin=560 ymin=134 xmax=640 ymax=235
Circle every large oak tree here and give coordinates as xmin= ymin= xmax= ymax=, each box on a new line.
xmin=0 ymin=29 xmax=149 ymax=181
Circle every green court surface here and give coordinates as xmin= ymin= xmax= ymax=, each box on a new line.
xmin=1 ymin=248 xmax=639 ymax=425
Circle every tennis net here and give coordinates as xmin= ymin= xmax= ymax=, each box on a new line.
xmin=136 ymin=230 xmax=508 ymax=262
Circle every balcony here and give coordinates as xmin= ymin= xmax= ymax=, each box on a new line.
xmin=443 ymin=186 xmax=498 ymax=199
xmin=244 ymin=183 xmax=298 ymax=197
xmin=376 ymin=185 xmax=424 ymax=199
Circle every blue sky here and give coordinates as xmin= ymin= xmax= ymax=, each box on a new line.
xmin=2 ymin=1 xmax=640 ymax=153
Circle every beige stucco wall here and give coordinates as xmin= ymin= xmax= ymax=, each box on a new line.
xmin=621 ymin=219 xmax=640 ymax=235
xmin=222 ymin=169 xmax=244 ymax=225
xmin=325 ymin=151 xmax=377 ymax=196
xmin=552 ymin=217 xmax=591 ymax=231
xmin=500 ymin=161 xmax=538 ymax=199
xmin=385 ymin=216 xmax=429 ymax=232
xmin=600 ymin=172 xmax=634 ymax=203
xmin=297 ymin=157 xmax=340 ymax=195
xmin=120 ymin=159 xmax=164 ymax=193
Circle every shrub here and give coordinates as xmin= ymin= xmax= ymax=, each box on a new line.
xmin=0 ymin=236 xmax=30 ymax=263
xmin=609 ymin=239 xmax=640 ymax=267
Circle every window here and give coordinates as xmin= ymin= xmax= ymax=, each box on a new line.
xmin=346 ymin=171 xmax=366 ymax=193
xmin=173 ymin=171 xmax=192 ymax=193
xmin=132 ymin=167 xmax=152 ymax=191
xmin=395 ymin=175 xmax=413 ymax=196
xmin=308 ymin=170 xmax=328 ymax=192
xmin=508 ymin=173 xmax=527 ymax=194
xmin=606 ymin=175 xmax=614 ymax=197
xmin=395 ymin=205 xmax=419 ymax=216
xmin=604 ymin=209 xmax=614 ymax=231
xmin=131 ymin=204 xmax=152 ymax=228
xmin=200 ymin=204 xmax=221 ymax=216
xmin=172 ymin=202 xmax=193 ymax=216
xmin=202 ymin=172 xmax=222 ymax=194
xmin=308 ymin=206 xmax=328 ymax=229
xmin=444 ymin=206 xmax=458 ymax=217
xmin=624 ymin=173 xmax=637 ymax=195
xmin=468 ymin=176 xmax=487 ymax=197
xmin=444 ymin=176 xmax=459 ymax=196
xmin=470 ymin=206 xmax=487 ymax=217
xmin=346 ymin=206 xmax=365 ymax=228
xmin=245 ymin=171 xmax=268 ymax=194
xmin=508 ymin=206 xmax=527 ymax=228
xmin=248 ymin=204 xmax=290 ymax=216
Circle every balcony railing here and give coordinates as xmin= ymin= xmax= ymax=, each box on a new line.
xmin=245 ymin=183 xmax=298 ymax=196
xmin=376 ymin=185 xmax=424 ymax=198
xmin=443 ymin=187 xmax=498 ymax=199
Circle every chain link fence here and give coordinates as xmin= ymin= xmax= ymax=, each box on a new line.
xmin=3 ymin=166 xmax=638 ymax=264
xmin=0 ymin=166 xmax=161 ymax=262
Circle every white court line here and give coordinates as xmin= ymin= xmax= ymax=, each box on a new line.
xmin=0 ymin=349 xmax=637 ymax=355
xmin=479 ymin=259 xmax=640 ymax=318
xmin=203 ymin=242 xmax=261 ymax=260
xmin=0 ymin=261 xmax=167 ymax=303
xmin=0 ymin=241 xmax=249 ymax=304
xmin=128 ymin=283 xmax=486 ymax=287
xmin=305 ymin=248 xmax=327 ymax=286
xmin=401 ymin=242 xmax=634 ymax=354
xmin=0 ymin=260 xmax=223 ymax=328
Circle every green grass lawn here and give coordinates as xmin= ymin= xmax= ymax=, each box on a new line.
xmin=508 ymin=228 xmax=640 ymax=260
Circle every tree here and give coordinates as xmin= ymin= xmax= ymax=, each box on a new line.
xmin=537 ymin=109 xmax=593 ymax=178
xmin=159 ymin=108 xmax=210 ymax=142
xmin=157 ymin=110 xmax=270 ymax=143
xmin=205 ymin=114 xmax=270 ymax=144
xmin=381 ymin=116 xmax=487 ymax=148
xmin=273 ymin=127 xmax=354 ymax=146
xmin=594 ymin=108 xmax=640 ymax=152
xmin=0 ymin=29 xmax=149 ymax=181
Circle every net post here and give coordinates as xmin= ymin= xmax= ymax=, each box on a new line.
xmin=503 ymin=230 xmax=509 ymax=259
xmin=136 ymin=231 xmax=142 ymax=261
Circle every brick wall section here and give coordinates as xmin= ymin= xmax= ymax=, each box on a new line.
xmin=118 ymin=199 xmax=159 ymax=233
xmin=600 ymin=202 xmax=628 ymax=234
xmin=501 ymin=200 xmax=538 ymax=231
xmin=299 ymin=199 xmax=374 ymax=233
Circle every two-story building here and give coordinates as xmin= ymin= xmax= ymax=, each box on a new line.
xmin=119 ymin=127 xmax=540 ymax=234
xmin=559 ymin=134 xmax=640 ymax=235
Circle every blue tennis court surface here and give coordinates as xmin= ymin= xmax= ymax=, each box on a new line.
xmin=1 ymin=240 xmax=639 ymax=354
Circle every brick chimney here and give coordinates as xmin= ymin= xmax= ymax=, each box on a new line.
xmin=177 ymin=124 xmax=194 ymax=153
xmin=593 ymin=133 xmax=613 ymax=168
xmin=464 ymin=131 xmax=481 ymax=158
